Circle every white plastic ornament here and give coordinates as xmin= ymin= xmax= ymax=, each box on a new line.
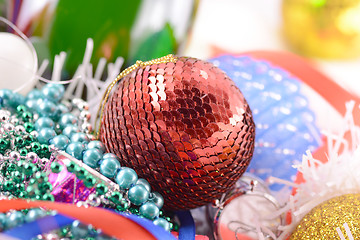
xmin=0 ymin=31 xmax=37 ymax=94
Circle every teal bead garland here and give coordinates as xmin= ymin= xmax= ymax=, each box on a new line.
xmin=35 ymin=117 xmax=55 ymax=131
xmin=139 ymin=202 xmax=160 ymax=220
xmin=128 ymin=184 xmax=150 ymax=206
xmin=99 ymin=157 xmax=120 ymax=178
xmin=49 ymin=135 xmax=70 ymax=150
xmin=5 ymin=211 xmax=24 ymax=229
xmin=116 ymin=167 xmax=138 ymax=189
xmin=82 ymin=148 xmax=102 ymax=168
xmin=0 ymin=85 xmax=173 ymax=232
xmin=66 ymin=142 xmax=85 ymax=160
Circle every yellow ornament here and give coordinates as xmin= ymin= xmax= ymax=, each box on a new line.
xmin=283 ymin=0 xmax=360 ymax=59
xmin=290 ymin=194 xmax=360 ymax=239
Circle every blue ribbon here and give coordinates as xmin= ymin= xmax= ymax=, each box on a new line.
xmin=118 ymin=212 xmax=177 ymax=240
xmin=4 ymin=214 xmax=74 ymax=240
xmin=176 ymin=211 xmax=196 ymax=240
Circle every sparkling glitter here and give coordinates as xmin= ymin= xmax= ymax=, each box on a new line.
xmin=290 ymin=194 xmax=360 ymax=239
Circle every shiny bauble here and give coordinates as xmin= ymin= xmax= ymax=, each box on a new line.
xmin=283 ymin=0 xmax=360 ymax=59
xmin=290 ymin=194 xmax=360 ymax=239
xmin=100 ymin=56 xmax=255 ymax=210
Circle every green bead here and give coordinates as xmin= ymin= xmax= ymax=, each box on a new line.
xmin=14 ymin=136 xmax=26 ymax=148
xmin=51 ymin=162 xmax=63 ymax=173
xmin=128 ymin=185 xmax=149 ymax=206
xmin=39 ymin=144 xmax=51 ymax=158
xmin=75 ymin=167 xmax=88 ymax=180
xmin=66 ymin=161 xmax=77 ymax=172
xmin=0 ymin=139 xmax=10 ymax=151
xmin=19 ymin=148 xmax=28 ymax=156
xmin=12 ymin=171 xmax=24 ymax=183
xmin=21 ymin=111 xmax=33 ymax=122
xmin=23 ymin=134 xmax=35 ymax=145
xmin=24 ymin=163 xmax=37 ymax=176
xmin=139 ymin=202 xmax=159 ymax=220
xmin=7 ymin=163 xmax=16 ymax=172
xmin=30 ymin=142 xmax=41 ymax=153
xmin=109 ymin=191 xmax=123 ymax=204
xmin=130 ymin=208 xmax=139 ymax=215
xmin=116 ymin=199 xmax=130 ymax=211
xmin=28 ymin=178 xmax=37 ymax=186
xmin=3 ymin=181 xmax=14 ymax=191
xmin=42 ymin=193 xmax=55 ymax=201
xmin=35 ymin=172 xmax=48 ymax=184
xmin=24 ymin=122 xmax=34 ymax=133
xmin=26 ymin=185 xmax=40 ymax=198
xmin=39 ymin=182 xmax=53 ymax=193
xmin=96 ymin=183 xmax=108 ymax=195
xmin=84 ymin=175 xmax=96 ymax=188
xmin=16 ymin=105 xmax=27 ymax=114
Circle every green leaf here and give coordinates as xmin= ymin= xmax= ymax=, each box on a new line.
xmin=47 ymin=0 xmax=141 ymax=74
xmin=131 ymin=23 xmax=177 ymax=63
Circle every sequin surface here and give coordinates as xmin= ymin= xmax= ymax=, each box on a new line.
xmin=100 ymin=57 xmax=255 ymax=210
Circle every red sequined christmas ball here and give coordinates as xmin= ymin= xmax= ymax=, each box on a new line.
xmin=100 ymin=57 xmax=255 ymax=210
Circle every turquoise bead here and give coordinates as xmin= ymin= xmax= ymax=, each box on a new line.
xmin=0 ymin=89 xmax=17 ymax=108
xmin=140 ymin=202 xmax=160 ymax=220
xmin=5 ymin=211 xmax=24 ymax=229
xmin=35 ymin=117 xmax=55 ymax=130
xmin=42 ymin=84 xmax=64 ymax=102
xmin=66 ymin=142 xmax=85 ymax=160
xmin=49 ymin=135 xmax=70 ymax=150
xmin=0 ymin=213 xmax=6 ymax=230
xmin=57 ymin=103 xmax=68 ymax=113
xmin=71 ymin=132 xmax=89 ymax=143
xmin=102 ymin=153 xmax=118 ymax=160
xmin=128 ymin=184 xmax=149 ymax=205
xmin=37 ymin=100 xmax=57 ymax=118
xmin=59 ymin=113 xmax=77 ymax=129
xmin=153 ymin=218 xmax=170 ymax=231
xmin=71 ymin=220 xmax=90 ymax=238
xmin=100 ymin=157 xmax=120 ymax=178
xmin=83 ymin=148 xmax=102 ymax=168
xmin=87 ymin=140 xmax=106 ymax=153
xmin=25 ymin=99 xmax=39 ymax=112
xmin=12 ymin=92 xmax=26 ymax=107
xmin=25 ymin=208 xmax=46 ymax=223
xmin=26 ymin=89 xmax=43 ymax=100
xmin=149 ymin=192 xmax=164 ymax=209
xmin=116 ymin=167 xmax=138 ymax=189
xmin=37 ymin=128 xmax=56 ymax=144
xmin=63 ymin=125 xmax=80 ymax=138
xmin=136 ymin=178 xmax=151 ymax=192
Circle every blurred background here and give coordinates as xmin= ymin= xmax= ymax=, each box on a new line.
xmin=1 ymin=0 xmax=360 ymax=92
